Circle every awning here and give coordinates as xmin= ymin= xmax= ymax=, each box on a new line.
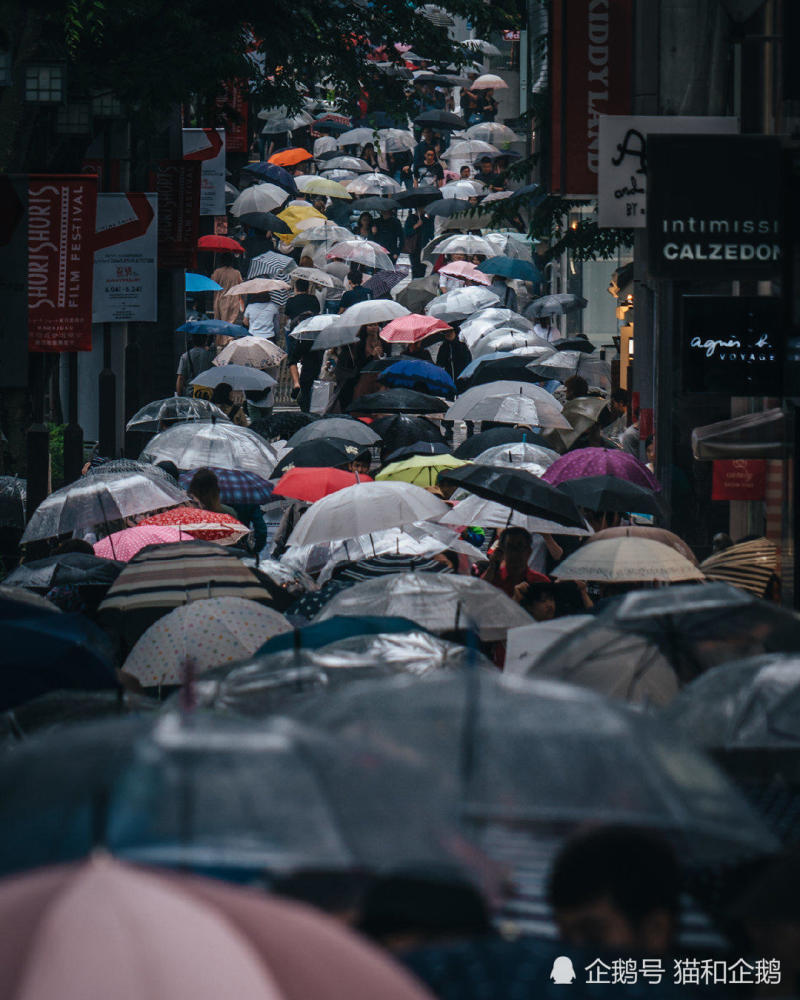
xmin=692 ymin=408 xmax=785 ymax=460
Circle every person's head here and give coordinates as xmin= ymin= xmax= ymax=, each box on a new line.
xmin=53 ymin=537 xmax=95 ymax=556
xmin=459 ymin=164 xmax=472 ymax=178
xmin=548 ymin=826 xmax=680 ymax=954
xmin=189 ymin=333 xmax=208 ymax=349
xmin=311 ymin=195 xmax=327 ymax=212
xmin=219 ymin=252 xmax=236 ymax=267
xmin=358 ymin=323 xmax=383 ymax=361
xmin=298 ymin=254 xmax=315 ymax=268
xmin=421 ymin=126 xmax=434 ymax=143
xmin=249 ymin=291 xmax=272 ymax=304
xmin=154 ymin=460 xmax=180 ymax=484
xmin=357 ymin=212 xmax=371 ymax=231
xmin=522 ymin=581 xmax=556 ymax=622
xmin=433 ymin=549 xmax=459 ymax=573
xmin=348 ymin=267 xmax=363 ymax=287
xmin=380 ymin=208 xmax=394 ymax=220
xmin=188 ymin=467 xmax=222 ymax=511
xmin=477 ymin=156 xmax=493 ymax=175
xmin=362 ymin=142 xmax=375 ymax=156
xmin=442 ymin=324 xmax=457 ymax=341
xmin=645 ymin=434 xmax=655 ymax=465
xmin=211 ymin=382 xmax=234 ymax=407
xmin=349 ymin=450 xmax=372 ymax=475
xmin=496 ymin=526 xmax=533 ymax=573
xmin=423 ymin=149 xmax=437 ymax=167
xmin=450 ymin=252 xmax=467 ymax=263
xmin=609 ymin=387 xmax=629 ymax=416
xmin=564 ymin=375 xmax=589 ymax=400
xmin=295 ymin=278 xmax=310 ymax=294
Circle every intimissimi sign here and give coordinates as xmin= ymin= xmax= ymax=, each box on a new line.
xmin=550 ymin=0 xmax=633 ymax=196
xmin=647 ymin=135 xmax=783 ymax=278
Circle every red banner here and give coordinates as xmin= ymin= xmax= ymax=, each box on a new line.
xmin=550 ymin=0 xmax=633 ymax=196
xmin=216 ymin=82 xmax=249 ymax=153
xmin=28 ymin=175 xmax=98 ymax=352
xmin=712 ymin=459 xmax=767 ymax=501
xmin=150 ymin=161 xmax=201 ymax=269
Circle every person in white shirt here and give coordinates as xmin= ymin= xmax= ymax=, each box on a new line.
xmin=534 ymin=319 xmax=560 ymax=343
xmin=243 ymin=292 xmax=280 ymax=339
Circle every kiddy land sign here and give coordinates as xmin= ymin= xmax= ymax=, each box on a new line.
xmin=647 ymin=135 xmax=783 ymax=279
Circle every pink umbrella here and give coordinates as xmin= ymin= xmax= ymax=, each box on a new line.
xmin=379 ymin=314 xmax=452 ymax=345
xmin=542 ymin=447 xmax=661 ymax=492
xmin=93 ymin=525 xmax=189 ymax=562
xmin=438 ymin=261 xmax=492 ymax=286
xmin=0 ymin=856 xmax=435 ymax=1000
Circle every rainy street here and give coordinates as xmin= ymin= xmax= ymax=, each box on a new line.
xmin=0 ymin=1 xmax=799 ymax=998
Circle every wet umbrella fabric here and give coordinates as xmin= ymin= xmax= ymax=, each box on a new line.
xmin=460 ymin=353 xmax=551 ymax=388
xmin=371 ymin=415 xmax=446 ymax=453
xmin=141 ymin=423 xmax=278 ymax=479
xmin=391 ymin=275 xmax=441 ymax=312
xmin=558 ymin=476 xmax=665 ymax=516
xmin=414 ymin=110 xmax=465 ymax=129
xmin=438 ymin=494 xmax=592 ymax=538
xmin=362 ymin=269 xmax=407 ymax=297
xmin=0 ymin=585 xmax=60 ymax=617
xmin=285 ymin=580 xmax=356 ymax=621
xmin=699 ymin=537 xmax=779 ymax=598
xmin=473 ymin=441 xmax=560 ymax=477
xmin=273 ymin=468 xmax=373 ymax=503
xmin=190 ymin=365 xmax=276 ymax=392
xmin=125 ymin=397 xmax=229 ymax=432
xmin=524 ymin=293 xmax=588 ymax=319
xmin=528 ymin=351 xmax=611 ymax=390
xmin=185 ymin=272 xmax=222 ymax=292
xmin=380 ymin=360 xmax=455 ymax=396
xmin=377 ymin=455 xmax=467 ymax=488
xmin=137 ymin=507 xmax=250 ymax=544
xmin=213 ymin=338 xmax=286 ymax=371
xmin=240 ymin=160 xmax=298 ymax=193
xmin=93 ymin=525 xmax=189 ymax=562
xmin=445 ymin=387 xmax=570 ymax=430
xmin=453 ymin=427 xmax=548 ymax=459
xmin=287 ymin=417 xmax=380 ymax=448
xmin=177 ymin=468 xmax=274 ymax=506
xmin=395 ymin=187 xmax=442 ymax=208
xmin=252 ymin=410 xmax=318 ymax=442
xmin=3 ymin=553 xmax=122 ymax=592
xmin=379 ymin=314 xmax=451 ymax=346
xmin=236 ymin=211 xmax=293 ymax=234
xmin=0 ymin=476 xmax=26 ymax=528
xmin=347 ymin=389 xmax=448 ymax=416
xmin=385 ymin=442 xmax=451 ymax=463
xmin=476 ymin=257 xmax=543 ymax=283
xmin=543 ymin=447 xmax=661 ymax=492
xmin=552 ymin=538 xmax=704 ymax=583
xmin=586 ymin=526 xmax=695 ymax=564
xmin=458 ymin=308 xmax=533 ymax=347
xmin=177 ymin=319 xmax=249 ymax=340
xmin=257 ymin=616 xmax=426 ymax=656
xmin=425 ymin=287 xmax=500 ymax=323
xmin=272 ymin=439 xmax=364 ymax=476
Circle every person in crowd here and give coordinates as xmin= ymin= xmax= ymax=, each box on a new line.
xmin=187 ymin=467 xmax=238 ymax=518
xmin=360 ymin=142 xmax=379 ymax=169
xmin=353 ymin=211 xmax=373 ymax=239
xmin=371 ymin=208 xmax=404 ymax=265
xmin=489 ymin=275 xmax=518 ymax=311
xmin=210 ymin=253 xmax=244 ymax=324
xmin=461 ymin=87 xmax=480 ymax=125
xmin=339 ymin=268 xmax=371 ymax=312
xmin=597 ymin=387 xmax=629 ymax=438
xmin=399 ymin=338 xmax=434 ymax=365
xmin=403 ymin=209 xmax=434 ymax=278
xmin=533 ymin=316 xmax=560 ymax=343
xmin=310 ymin=194 xmax=329 ymax=217
xmin=284 ymin=278 xmax=321 ymax=339
xmin=548 ymin=826 xmax=680 ymax=954
xmin=619 ymin=407 xmax=641 ymax=455
xmin=474 ymin=156 xmax=496 ymax=185
xmin=481 ymin=527 xmax=549 ymax=598
xmin=564 ymin=375 xmax=589 ymax=401
xmin=435 ymin=323 xmax=471 ymax=383
xmin=389 ymin=149 xmax=414 ymax=189
xmin=348 ymin=450 xmax=372 ymax=476
xmin=439 ymin=251 xmax=468 ymax=293
xmin=243 ymin=291 xmax=279 ymax=340
xmin=288 ymin=332 xmax=323 ymax=413
xmin=331 ymin=322 xmax=383 ymax=411
xmin=645 ymin=434 xmax=655 ymax=472
xmin=413 ymin=126 xmax=441 ymax=170
xmin=176 ymin=334 xmax=215 ymax=396
xmin=185 ymin=294 xmax=206 ymax=321
xmin=211 ymin=382 xmax=248 ymax=426
xmin=313 ymin=128 xmax=338 ymax=158
xmin=515 ymin=579 xmax=557 ymax=621
xmin=477 ymin=87 xmax=498 ymax=123
xmin=414 ymin=148 xmax=444 ymax=188
xmin=459 ymin=164 xmax=473 ymax=180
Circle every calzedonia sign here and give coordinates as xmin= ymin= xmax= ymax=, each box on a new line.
xmin=647 ymin=135 xmax=782 ymax=278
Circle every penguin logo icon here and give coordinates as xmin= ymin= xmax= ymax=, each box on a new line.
xmin=550 ymin=956 xmax=577 ymax=984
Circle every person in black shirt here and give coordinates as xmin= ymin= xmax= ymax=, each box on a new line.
xmin=371 ymin=209 xmax=404 ymax=264
xmin=414 ymin=149 xmax=444 ymax=188
xmin=288 ymin=338 xmax=324 ymax=413
xmin=284 ymin=279 xmax=321 ymax=351
xmin=339 ymin=269 xmax=371 ymax=312
xmin=436 ymin=325 xmax=472 ymax=384
xmin=413 ymin=127 xmax=441 ymax=169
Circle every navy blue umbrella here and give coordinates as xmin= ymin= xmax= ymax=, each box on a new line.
xmin=240 ymin=161 xmax=298 ymax=194
xmin=177 ymin=320 xmax=249 ymax=339
xmin=379 ymin=359 xmax=456 ymax=397
xmin=477 ymin=257 xmax=543 ymax=283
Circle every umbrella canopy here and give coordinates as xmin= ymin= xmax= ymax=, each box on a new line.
xmin=543 ymin=448 xmax=661 ymax=492
xmin=362 ymin=268 xmax=406 ymax=297
xmin=273 ymin=468 xmax=372 ymax=503
xmin=414 ymin=110 xmax=465 ymax=130
xmin=476 ymin=257 xmax=543 ymax=282
xmin=370 ymin=414 xmax=446 ymax=453
xmin=445 ymin=383 xmax=570 ymax=429
xmin=545 ymin=396 xmax=607 ymax=451
xmin=277 ymin=203 xmax=326 ymax=235
xmin=0 ymin=476 xmax=26 ymax=529
xmin=443 ymin=139 xmax=499 ymax=161
xmin=459 ymin=308 xmax=533 ymax=345
xmin=293 ymin=175 xmax=352 ymax=199
xmin=525 ymin=292 xmax=588 ymax=318
xmin=289 ymin=266 xmax=340 ymax=289
xmin=93 ymin=525 xmax=189 ymax=562
xmin=465 ymin=121 xmax=517 ymax=143
xmin=377 ymin=454 xmax=467 ymax=488
xmin=438 ymin=260 xmax=492 ymax=285
xmin=177 ymin=468 xmax=274 ymax=506
xmin=138 ymin=507 xmax=250 ymax=545
xmin=190 ymin=365 xmax=277 ymax=391
xmin=287 ymin=417 xmax=380 ymax=448
xmin=327 ymin=239 xmax=394 ymax=271
xmin=558 ymin=476 xmax=665 ymax=516
xmin=439 ymin=180 xmax=485 ymax=199
xmin=4 ymin=552 xmax=122 ymax=591
xmin=338 ymin=298 xmax=410 ymax=330
xmin=587 ymin=526 xmax=696 ymax=564
xmin=185 ymin=272 xmax=222 ymax=292
xmin=380 ymin=360 xmax=456 ymax=396
xmin=320 ymin=155 xmax=374 ymax=173
xmin=295 ymin=671 xmax=775 ymax=862
xmin=286 ymin=482 xmax=449 ymax=548
xmin=699 ymin=537 xmax=779 ymax=598
xmin=529 ymin=351 xmax=612 ymax=390
xmin=453 ymin=427 xmax=548 ymax=459
xmin=290 ymin=221 xmax=354 ymax=247
xmin=428 ymin=234 xmax=495 ymax=260
xmin=141 ymin=423 xmax=278 ymax=479
xmin=273 ymin=439 xmax=365 ymax=476
xmin=314 ymin=572 xmax=530 ymax=641
xmin=122 ymin=598 xmax=291 ymax=686
xmin=438 ymin=493 xmax=592 ymax=537
xmin=178 ymin=319 xmax=249 ymax=339
xmin=379 ymin=314 xmax=451 ymax=345
xmin=224 ymin=277 xmax=291 ymax=296
xmin=21 ymin=472 xmax=187 ymax=544
xmin=213 ymin=337 xmax=286 ymax=371
xmin=460 ymin=352 xmax=553 ymax=388
xmin=230 ymin=183 xmax=289 ymax=215
xmin=426 ymin=287 xmax=500 ymax=323
xmin=439 ymin=464 xmax=585 ymax=529
xmin=471 ymin=73 xmax=508 ymax=89
xmin=472 ymin=441 xmax=560 ymax=477
xmin=347 ymin=389 xmax=448 ymax=416
xmin=552 ymin=335 xmax=596 ymax=353
xmin=553 ymin=538 xmax=704 ymax=583
xmin=391 ymin=274 xmax=441 ymax=312
xmin=335 ymin=126 xmax=378 ymax=145
xmin=384 ymin=442 xmax=452 ymax=463
xmin=125 ymin=397 xmax=229 ymax=432
xmin=269 ymin=147 xmax=313 ymax=166
xmin=0 ymin=584 xmax=59 ymax=618
xmin=346 ymin=172 xmax=403 ymax=197
xmin=306 ymin=324 xmax=361 ymax=353
xmin=240 ymin=160 xmax=298 ymax=194
xmin=288 ymin=313 xmax=339 ymax=342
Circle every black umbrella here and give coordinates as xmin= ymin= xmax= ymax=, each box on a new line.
xmin=426 ymin=199 xmax=473 ymax=218
xmin=553 ymin=336 xmax=595 ymax=354
xmin=392 ymin=274 xmax=440 ymax=312
xmin=237 ymin=211 xmax=293 ymax=235
xmin=558 ymin=476 xmax=665 ymax=516
xmin=460 ymin=356 xmax=548 ymax=390
xmin=414 ymin=110 xmax=466 ymax=130
xmin=453 ymin=427 xmax=548 ymax=459
xmin=524 ymin=293 xmax=588 ymax=320
xmin=347 ymin=389 xmax=448 ymax=415
xmin=251 ymin=411 xmax=319 ymax=442
xmin=4 ymin=553 xmax=123 ymax=592
xmin=350 ymin=196 xmax=401 ymax=211
xmin=384 ymin=441 xmax=452 ymax=463
xmin=371 ymin=414 xmax=446 ymax=454
xmin=272 ymin=437 xmax=365 ymax=476
xmin=396 ymin=187 xmax=443 ymax=208
xmin=438 ymin=464 xmax=585 ymax=528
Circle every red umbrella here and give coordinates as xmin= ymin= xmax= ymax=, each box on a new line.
xmin=137 ymin=506 xmax=249 ymax=543
xmin=272 ymin=467 xmax=372 ymax=503
xmin=197 ymin=235 xmax=245 ymax=253
xmin=269 ymin=148 xmax=313 ymax=167
xmin=379 ymin=314 xmax=452 ymax=345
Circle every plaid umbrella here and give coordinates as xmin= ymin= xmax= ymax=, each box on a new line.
xmin=178 ymin=468 xmax=274 ymax=505
xmin=363 ymin=268 xmax=408 ymax=297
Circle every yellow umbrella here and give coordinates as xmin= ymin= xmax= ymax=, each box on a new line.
xmin=277 ymin=204 xmax=326 ymax=235
xmin=376 ymin=454 xmax=466 ymax=488
xmin=295 ymin=175 xmax=353 ymax=200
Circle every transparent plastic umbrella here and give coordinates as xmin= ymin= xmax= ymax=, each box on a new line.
xmin=438 ymin=493 xmax=592 ymax=537
xmin=471 ymin=329 xmax=552 ymax=358
xmin=425 ymin=234 xmax=495 ymax=259
xmin=230 ymin=183 xmax=289 ymax=216
xmin=326 ymin=240 xmax=394 ymax=271
xmin=459 ymin=308 xmax=534 ymax=347
xmin=425 ymin=286 xmax=500 ymax=322
xmin=125 ymin=397 xmax=230 ymax=432
xmin=140 ymin=423 xmax=278 ymax=478
xmin=465 ymin=121 xmax=518 ymax=144
xmin=473 ymin=441 xmax=560 ymax=476
xmin=529 ymin=351 xmax=612 ymax=391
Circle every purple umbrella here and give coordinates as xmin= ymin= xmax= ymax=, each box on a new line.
xmin=542 ymin=448 xmax=661 ymax=492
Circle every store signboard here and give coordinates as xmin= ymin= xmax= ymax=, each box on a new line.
xmin=93 ymin=192 xmax=158 ymax=323
xmin=712 ymin=459 xmax=766 ymax=501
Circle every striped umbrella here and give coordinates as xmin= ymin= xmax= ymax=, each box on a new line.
xmin=334 ymin=554 xmax=452 ymax=583
xmin=699 ymin=537 xmax=778 ymax=598
xmin=245 ymin=250 xmax=296 ymax=310
xmin=138 ymin=507 xmax=249 ymax=544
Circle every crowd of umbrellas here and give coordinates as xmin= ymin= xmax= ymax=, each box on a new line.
xmin=2 ymin=18 xmax=800 ymax=1000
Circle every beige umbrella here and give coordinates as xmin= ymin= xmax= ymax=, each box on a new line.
xmin=586 ymin=526 xmax=698 ymax=566
xmin=553 ymin=537 xmax=704 ymax=583
xmin=224 ymin=277 xmax=291 ymax=296
xmin=545 ymin=396 xmax=607 ymax=451
xmin=699 ymin=537 xmax=778 ymax=597
xmin=471 ymin=73 xmax=509 ymax=90
xmin=213 ymin=336 xmax=286 ymax=370
xmin=290 ymin=266 xmax=341 ymax=288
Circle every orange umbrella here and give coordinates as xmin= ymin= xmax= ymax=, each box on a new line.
xmin=272 ymin=467 xmax=373 ymax=503
xmin=269 ymin=148 xmax=313 ymax=167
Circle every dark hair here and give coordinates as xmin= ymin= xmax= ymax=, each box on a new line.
xmin=564 ymin=375 xmax=589 ymax=397
xmin=348 ymin=268 xmax=363 ymax=286
xmin=438 ymin=549 xmax=459 ymax=572
xmin=497 ymin=526 xmax=533 ymax=552
xmin=295 ymin=279 xmax=310 ymax=293
xmin=189 ymin=333 xmax=208 ymax=347
xmin=548 ymin=826 xmax=680 ymax=928
xmin=188 ymin=467 xmax=220 ymax=503
xmin=522 ymin=581 xmax=556 ymax=606
xmin=54 ymin=538 xmax=94 ymax=556
xmin=645 ymin=435 xmax=655 ymax=449
xmin=154 ymin=460 xmax=180 ymax=483
xmin=611 ymin=388 xmax=630 ymax=405
xmin=249 ymin=291 xmax=272 ymax=304
xmin=212 ymin=382 xmax=234 ymax=406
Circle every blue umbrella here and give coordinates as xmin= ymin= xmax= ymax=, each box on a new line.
xmin=177 ymin=319 xmax=249 ymax=339
xmin=185 ymin=272 xmax=223 ymax=293
xmin=476 ymin=257 xmax=543 ymax=283
xmin=380 ymin=359 xmax=456 ymax=396
xmin=256 ymin=615 xmax=425 ymax=656
xmin=240 ymin=161 xmax=298 ymax=194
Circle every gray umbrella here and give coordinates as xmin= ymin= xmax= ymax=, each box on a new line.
xmin=287 ymin=417 xmax=381 ymax=448
xmin=524 ymin=293 xmax=588 ymax=319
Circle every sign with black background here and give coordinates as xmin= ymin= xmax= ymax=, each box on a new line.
xmin=647 ymin=135 xmax=782 ymax=279
xmin=682 ymin=296 xmax=782 ymax=395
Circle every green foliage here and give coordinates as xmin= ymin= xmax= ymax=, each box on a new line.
xmin=47 ymin=422 xmax=64 ymax=488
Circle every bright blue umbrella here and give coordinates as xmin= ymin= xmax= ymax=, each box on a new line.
xmin=185 ymin=272 xmax=223 ymax=293
xmin=380 ymin=359 xmax=456 ymax=396
xmin=477 ymin=257 xmax=543 ymax=282
xmin=240 ymin=161 xmax=298 ymax=195
xmin=177 ymin=320 xmax=249 ymax=339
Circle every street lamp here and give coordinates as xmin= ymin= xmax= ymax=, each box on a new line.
xmin=23 ymin=62 xmax=66 ymax=104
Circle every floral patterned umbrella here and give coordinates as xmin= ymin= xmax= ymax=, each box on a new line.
xmin=93 ymin=525 xmax=189 ymax=562
xmin=542 ymin=447 xmax=661 ymax=492
xmin=138 ymin=507 xmax=250 ymax=544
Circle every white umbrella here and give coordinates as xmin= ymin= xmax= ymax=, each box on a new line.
xmin=346 ymin=172 xmax=403 ymax=196
xmin=289 ymin=314 xmax=340 ymax=341
xmin=465 ymin=122 xmax=518 ymax=145
xmin=286 ymin=481 xmax=449 ymax=547
xmin=378 ymin=128 xmax=416 ymax=152
xmin=430 ymin=234 xmax=495 ymax=258
xmin=438 ymin=492 xmax=593 ymax=537
xmin=327 ymin=240 xmax=394 ymax=271
xmin=442 ymin=140 xmax=499 ymax=161
xmin=459 ymin=308 xmax=534 ymax=347
xmin=213 ymin=337 xmax=286 ymax=371
xmin=141 ymin=423 xmax=278 ymax=478
xmin=553 ymin=538 xmax=705 ymax=583
xmin=314 ymin=572 xmax=531 ymax=642
xmin=473 ymin=441 xmax=561 ymax=476
xmin=439 ymin=180 xmax=484 ymax=199
xmin=230 ymin=184 xmax=289 ymax=216
xmin=290 ymin=222 xmax=353 ymax=247
xmin=335 ymin=127 xmax=377 ymax=146
xmin=320 ymin=156 xmax=373 ymax=173
xmin=471 ymin=73 xmax=508 ymax=90
xmin=504 ymin=617 xmax=594 ymax=676
xmin=338 ymin=299 xmax=410 ymax=329
xmin=471 ymin=329 xmax=552 ymax=359
xmin=189 ymin=365 xmax=276 ymax=391
xmin=289 ymin=266 xmax=340 ymax=288
xmin=425 ymin=286 xmax=500 ymax=322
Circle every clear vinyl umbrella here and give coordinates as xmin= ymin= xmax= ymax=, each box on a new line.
xmin=465 ymin=122 xmax=518 ymax=145
xmin=473 ymin=441 xmax=561 ymax=477
xmin=346 ymin=172 xmax=403 ymax=197
xmin=319 ymin=155 xmax=373 ymax=173
xmin=459 ymin=308 xmax=534 ymax=348
xmin=470 ymin=329 xmax=552 ymax=359
xmin=230 ymin=183 xmax=289 ymax=216
xmin=326 ymin=240 xmax=394 ymax=271
xmin=125 ymin=398 xmax=230 ymax=433
xmin=338 ymin=298 xmax=410 ymax=330
xmin=287 ymin=416 xmax=381 ymax=448
xmin=438 ymin=493 xmax=592 ymax=537
xmin=425 ymin=286 xmax=500 ymax=323
xmin=424 ymin=234 xmax=495 ymax=260
xmin=529 ymin=351 xmax=612 ymax=391
xmin=288 ymin=313 xmax=339 ymax=341
xmin=445 ymin=381 xmax=569 ymax=429
xmin=141 ymin=423 xmax=278 ymax=478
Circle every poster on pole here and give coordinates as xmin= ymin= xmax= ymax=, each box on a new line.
xmin=27 ymin=174 xmax=98 ymax=352
xmin=182 ymin=128 xmax=226 ymax=216
xmin=93 ymin=192 xmax=158 ymax=322
xmin=216 ymin=83 xmax=249 ymax=153
xmin=151 ymin=160 xmax=200 ymax=269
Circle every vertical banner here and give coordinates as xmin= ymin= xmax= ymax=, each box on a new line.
xmin=151 ymin=161 xmax=201 ymax=269
xmin=182 ymin=127 xmax=226 ymax=216
xmin=550 ymin=0 xmax=633 ymax=197
xmin=93 ymin=192 xmax=158 ymax=322
xmin=28 ymin=175 xmax=98 ymax=352
xmin=0 ymin=176 xmax=29 ymax=385
xmin=216 ymin=83 xmax=249 ymax=153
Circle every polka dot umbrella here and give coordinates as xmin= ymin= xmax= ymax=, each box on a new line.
xmin=137 ymin=507 xmax=250 ymax=544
